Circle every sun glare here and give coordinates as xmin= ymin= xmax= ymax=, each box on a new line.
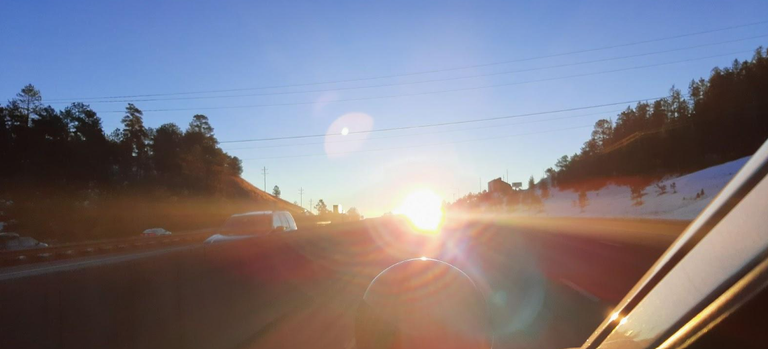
xmin=395 ymin=189 xmax=444 ymax=232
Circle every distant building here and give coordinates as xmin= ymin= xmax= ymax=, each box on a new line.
xmin=332 ymin=204 xmax=343 ymax=214
xmin=488 ymin=178 xmax=513 ymax=195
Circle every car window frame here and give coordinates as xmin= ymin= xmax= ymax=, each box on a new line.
xmin=583 ymin=140 xmax=768 ymax=349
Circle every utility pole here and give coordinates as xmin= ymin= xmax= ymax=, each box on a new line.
xmin=299 ymin=188 xmax=304 ymax=208
xmin=261 ymin=166 xmax=268 ymax=192
xmin=506 ymin=169 xmax=509 ymax=183
xmin=309 ymin=199 xmax=313 ymax=214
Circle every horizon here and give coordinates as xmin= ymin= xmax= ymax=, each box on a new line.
xmin=3 ymin=0 xmax=768 ymax=216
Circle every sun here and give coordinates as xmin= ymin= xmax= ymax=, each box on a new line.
xmin=395 ymin=189 xmax=445 ymax=232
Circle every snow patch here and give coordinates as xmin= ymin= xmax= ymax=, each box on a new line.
xmin=517 ymin=157 xmax=750 ymax=220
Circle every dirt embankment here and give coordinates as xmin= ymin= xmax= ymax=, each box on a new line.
xmin=3 ymin=176 xmax=305 ymax=244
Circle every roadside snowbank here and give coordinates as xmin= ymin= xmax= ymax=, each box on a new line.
xmin=517 ymin=157 xmax=750 ymax=220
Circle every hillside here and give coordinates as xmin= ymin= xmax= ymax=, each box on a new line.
xmin=546 ymin=49 xmax=766 ymax=190
xmin=515 ymin=157 xmax=750 ymax=220
xmin=225 ymin=176 xmax=305 ymax=214
xmin=0 ymin=176 xmax=305 ymax=244
xmin=0 ymin=85 xmax=309 ymax=243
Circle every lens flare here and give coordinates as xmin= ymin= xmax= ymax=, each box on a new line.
xmin=324 ymin=112 xmax=374 ymax=159
xmin=395 ymin=189 xmax=444 ymax=232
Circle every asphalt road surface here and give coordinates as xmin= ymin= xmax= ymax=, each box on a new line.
xmin=225 ymin=216 xmax=682 ymax=349
xmin=0 ymin=216 xmax=685 ymax=349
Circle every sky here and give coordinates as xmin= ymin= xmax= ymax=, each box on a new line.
xmin=2 ymin=0 xmax=768 ymax=216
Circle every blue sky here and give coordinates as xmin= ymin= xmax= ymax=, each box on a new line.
xmin=2 ymin=0 xmax=767 ymax=216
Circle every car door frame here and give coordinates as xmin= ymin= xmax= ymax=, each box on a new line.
xmin=582 ymin=140 xmax=768 ymax=349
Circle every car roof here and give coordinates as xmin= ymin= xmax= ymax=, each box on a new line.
xmin=229 ymin=211 xmax=290 ymax=217
xmin=230 ymin=211 xmax=272 ymax=217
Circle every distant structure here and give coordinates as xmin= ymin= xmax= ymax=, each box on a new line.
xmin=511 ymin=182 xmax=523 ymax=190
xmin=332 ymin=204 xmax=343 ymax=214
xmin=488 ymin=178 xmax=513 ymax=195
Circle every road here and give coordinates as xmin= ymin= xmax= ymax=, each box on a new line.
xmin=0 ymin=216 xmax=687 ymax=349
xmin=223 ymin=216 xmax=683 ymax=349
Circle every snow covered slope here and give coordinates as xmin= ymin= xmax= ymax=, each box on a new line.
xmin=519 ymin=157 xmax=750 ymax=220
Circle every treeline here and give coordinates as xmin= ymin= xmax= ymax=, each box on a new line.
xmin=548 ymin=47 xmax=768 ymax=186
xmin=0 ymin=85 xmax=242 ymax=192
xmin=0 ymin=85 xmax=246 ymax=240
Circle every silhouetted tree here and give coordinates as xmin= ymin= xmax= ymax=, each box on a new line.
xmin=226 ymin=156 xmax=243 ymax=176
xmin=649 ymin=99 xmax=668 ymax=131
xmin=347 ymin=207 xmax=361 ymax=221
xmin=315 ymin=199 xmax=329 ymax=214
xmin=189 ymin=114 xmax=214 ymax=137
xmin=578 ymin=191 xmax=589 ymax=212
xmin=0 ymin=84 xmax=265 ymax=242
xmin=526 ymin=176 xmax=542 ymax=207
xmin=152 ymin=123 xmax=184 ymax=183
xmin=591 ymin=119 xmax=614 ymax=151
xmin=0 ymin=106 xmax=10 ymax=176
xmin=544 ymin=167 xmax=557 ymax=187
xmin=272 ymin=185 xmax=281 ymax=197
xmin=547 ymin=47 xmax=768 ymax=185
xmin=539 ymin=179 xmax=550 ymax=200
xmin=13 ymin=84 xmax=42 ymax=127
xmin=120 ymin=103 xmax=150 ymax=179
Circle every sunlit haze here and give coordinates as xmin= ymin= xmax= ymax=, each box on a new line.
xmin=394 ymin=189 xmax=445 ymax=232
xmin=2 ymin=2 xmax=768 ymax=349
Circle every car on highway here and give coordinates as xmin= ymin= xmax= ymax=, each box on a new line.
xmin=141 ymin=228 xmax=172 ymax=237
xmin=0 ymin=232 xmax=49 ymax=251
xmin=220 ymin=211 xmax=297 ymax=236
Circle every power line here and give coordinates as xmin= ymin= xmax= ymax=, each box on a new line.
xmin=242 ymin=124 xmax=594 ymax=161
xmin=47 ymin=20 xmax=768 ymax=102
xmin=219 ymin=96 xmax=667 ymax=144
xmin=98 ymin=50 xmax=751 ymax=114
xmin=49 ymin=34 xmax=768 ymax=105
xmin=222 ymin=108 xmax=625 ymax=151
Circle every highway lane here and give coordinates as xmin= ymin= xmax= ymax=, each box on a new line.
xmin=0 ymin=216 xmax=685 ymax=349
xmin=229 ymin=217 xmax=681 ymax=349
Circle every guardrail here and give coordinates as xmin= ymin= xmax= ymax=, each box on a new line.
xmin=0 ymin=229 xmax=216 ymax=267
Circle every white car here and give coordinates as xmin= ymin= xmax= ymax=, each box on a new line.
xmin=221 ymin=211 xmax=297 ymax=236
xmin=141 ymin=228 xmax=172 ymax=237
xmin=0 ymin=232 xmax=49 ymax=251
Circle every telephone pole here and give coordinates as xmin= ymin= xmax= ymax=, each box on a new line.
xmin=261 ymin=166 xmax=268 ymax=191
xmin=298 ymin=188 xmax=304 ymax=208
xmin=309 ymin=199 xmax=313 ymax=214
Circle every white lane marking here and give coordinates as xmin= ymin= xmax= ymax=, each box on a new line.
xmin=599 ymin=240 xmax=621 ymax=247
xmin=0 ymin=245 xmax=199 ymax=281
xmin=560 ymin=278 xmax=600 ymax=302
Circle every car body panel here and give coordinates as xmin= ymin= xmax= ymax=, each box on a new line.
xmin=583 ymin=140 xmax=768 ymax=349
